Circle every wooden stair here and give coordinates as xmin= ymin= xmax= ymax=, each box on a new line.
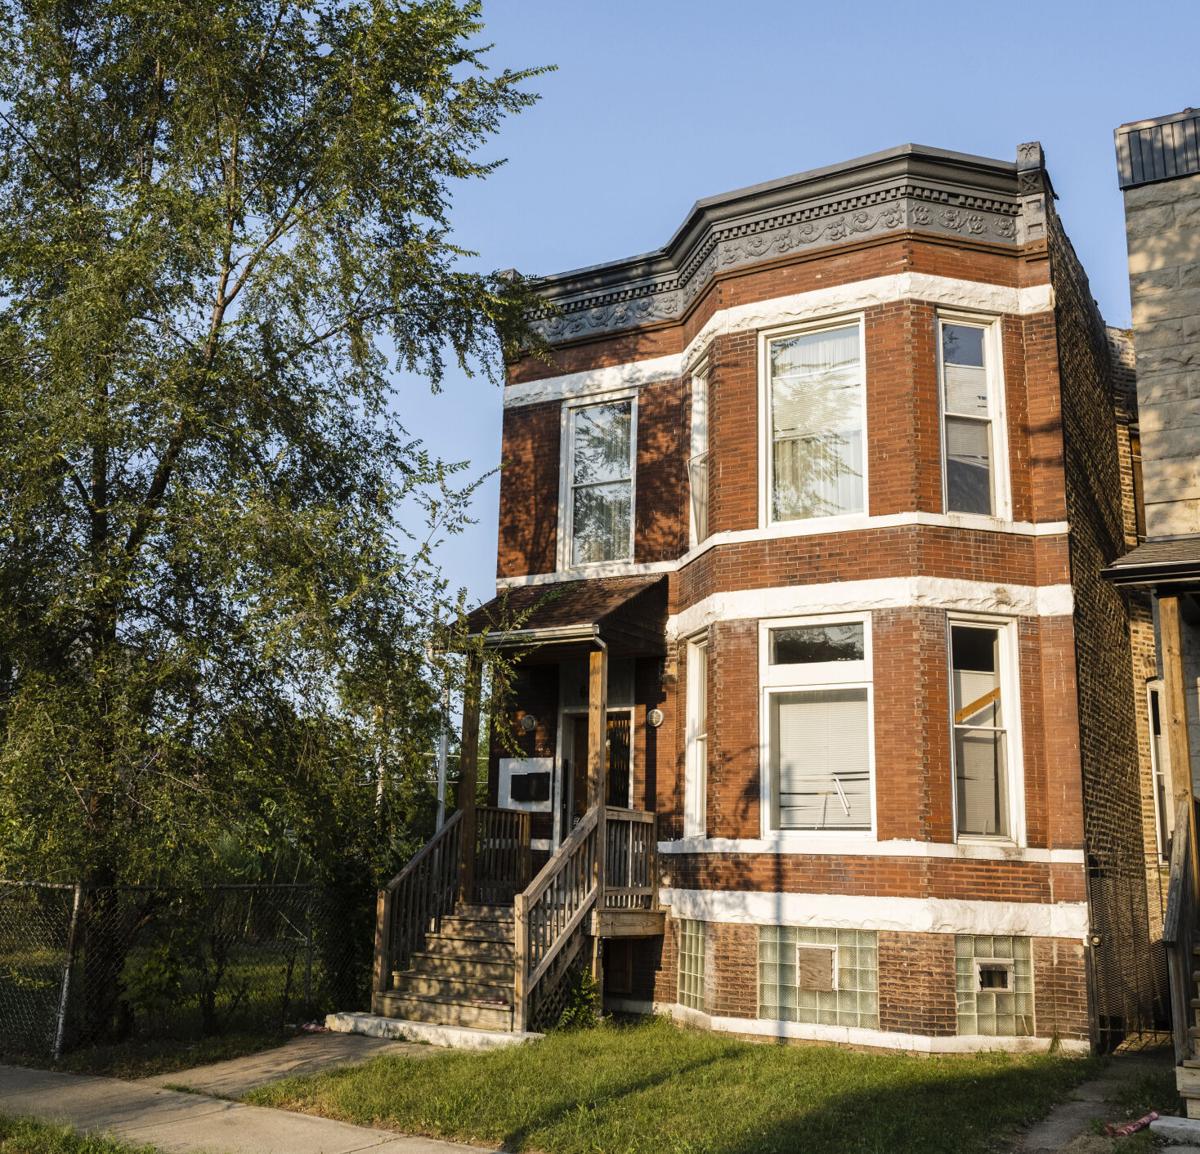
xmin=377 ymin=904 xmax=516 ymax=1032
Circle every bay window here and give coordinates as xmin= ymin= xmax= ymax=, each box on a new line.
xmin=762 ymin=617 xmax=873 ymax=833
xmin=689 ymin=367 xmax=709 ymax=545
xmin=564 ymin=397 xmax=635 ymax=566
xmin=765 ymin=321 xmax=865 ymax=523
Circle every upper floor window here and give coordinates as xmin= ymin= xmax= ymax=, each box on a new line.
xmin=761 ymin=616 xmax=873 ymax=834
xmin=765 ymin=321 xmax=865 ymax=523
xmin=950 ymin=621 xmax=1018 ymax=839
xmin=564 ymin=397 xmax=635 ymax=566
xmin=684 ymin=636 xmax=709 ymax=838
xmin=689 ymin=367 xmax=709 ymax=546
xmin=939 ymin=319 xmax=1007 ymax=517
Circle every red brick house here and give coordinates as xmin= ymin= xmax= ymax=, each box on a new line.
xmin=370 ymin=142 xmax=1160 ymax=1053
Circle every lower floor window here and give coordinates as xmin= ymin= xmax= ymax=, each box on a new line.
xmin=758 ymin=926 xmax=878 ymax=1028
xmin=678 ymin=919 xmax=706 ymax=1011
xmin=955 ymin=935 xmax=1033 ymax=1036
xmin=769 ymin=688 xmax=871 ymax=830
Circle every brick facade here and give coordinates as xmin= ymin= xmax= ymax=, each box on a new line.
xmin=479 ymin=143 xmax=1159 ymax=1051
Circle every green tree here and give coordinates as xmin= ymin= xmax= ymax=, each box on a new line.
xmin=0 ymin=0 xmax=544 ymax=888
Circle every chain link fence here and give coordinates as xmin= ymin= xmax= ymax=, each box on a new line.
xmin=0 ymin=881 xmax=373 ymax=1060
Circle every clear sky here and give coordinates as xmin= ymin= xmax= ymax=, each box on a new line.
xmin=399 ymin=0 xmax=1200 ymax=607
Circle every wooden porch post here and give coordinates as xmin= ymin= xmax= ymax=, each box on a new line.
xmin=458 ymin=651 xmax=483 ymax=905
xmin=1162 ymin=595 xmax=1198 ymax=892
xmin=371 ymin=885 xmax=393 ymax=1008
xmin=588 ymin=645 xmax=608 ymax=988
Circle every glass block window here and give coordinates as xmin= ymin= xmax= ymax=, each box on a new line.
xmin=677 ymin=919 xmax=706 ymax=1011
xmin=955 ymin=935 xmax=1033 ymax=1036
xmin=758 ymin=926 xmax=878 ymax=1028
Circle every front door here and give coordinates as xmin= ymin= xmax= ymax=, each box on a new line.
xmin=556 ymin=710 xmax=634 ymax=848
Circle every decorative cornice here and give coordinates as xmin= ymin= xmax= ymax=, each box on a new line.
xmin=530 ymin=143 xmax=1048 ymax=343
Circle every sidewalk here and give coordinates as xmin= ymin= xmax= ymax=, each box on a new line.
xmin=138 ymin=1032 xmax=434 ymax=1098
xmin=0 ymin=1064 xmax=490 ymax=1154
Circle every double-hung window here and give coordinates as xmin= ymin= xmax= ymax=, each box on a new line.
xmin=950 ymin=621 xmax=1019 ymax=839
xmin=762 ymin=617 xmax=873 ymax=833
xmin=765 ymin=321 xmax=865 ymax=523
xmin=689 ymin=368 xmax=709 ymax=545
xmin=939 ymin=318 xmax=1006 ymax=516
xmin=564 ymin=397 xmax=635 ymax=567
xmin=684 ymin=637 xmax=709 ymax=838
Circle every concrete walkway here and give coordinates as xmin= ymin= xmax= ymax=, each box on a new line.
xmin=1016 ymin=1052 xmax=1176 ymax=1153
xmin=139 ymin=1032 xmax=434 ymax=1098
xmin=0 ymin=1064 xmax=490 ymax=1154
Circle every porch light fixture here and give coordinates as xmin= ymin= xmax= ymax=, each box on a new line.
xmin=519 ymin=714 xmax=537 ymax=733
xmin=647 ymin=708 xmax=664 ymax=728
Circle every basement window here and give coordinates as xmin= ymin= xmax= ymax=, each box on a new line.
xmin=759 ymin=926 xmax=878 ymax=1028
xmin=955 ymin=935 xmax=1032 ymax=1036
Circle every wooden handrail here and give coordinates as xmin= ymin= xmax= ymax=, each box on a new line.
xmin=1163 ymin=797 xmax=1198 ymax=1065
xmin=514 ymin=805 xmax=601 ymax=1032
xmin=373 ymin=810 xmax=464 ymax=995
xmin=383 ymin=809 xmax=463 ymax=894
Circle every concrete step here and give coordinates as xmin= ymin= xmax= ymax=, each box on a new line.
xmin=409 ymin=952 xmax=516 ymax=983
xmin=439 ymin=914 xmax=515 ymax=942
xmin=421 ymin=934 xmax=515 ymax=962
xmin=393 ymin=971 xmax=513 ymax=1003
xmin=378 ymin=992 xmax=513 ymax=1032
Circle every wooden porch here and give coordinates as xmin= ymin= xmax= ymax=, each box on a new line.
xmin=372 ymin=642 xmax=664 ymax=1033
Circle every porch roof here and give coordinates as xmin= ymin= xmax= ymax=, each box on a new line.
xmin=1102 ymin=535 xmax=1200 ymax=589
xmin=465 ymin=575 xmax=667 ymax=656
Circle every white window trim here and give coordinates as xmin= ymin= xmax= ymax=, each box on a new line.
xmin=758 ymin=314 xmax=869 ymax=531
xmin=557 ymin=390 xmax=638 ymax=573
xmin=975 ymin=958 xmax=1014 ymax=992
xmin=688 ymin=363 xmax=710 ymax=549
xmin=1147 ymin=679 xmax=1172 ymax=860
xmin=758 ymin=612 xmax=877 ymax=842
xmin=684 ymin=634 xmax=709 ymax=838
xmin=947 ymin=613 xmax=1025 ymax=847
xmin=936 ymin=312 xmax=1011 ymax=521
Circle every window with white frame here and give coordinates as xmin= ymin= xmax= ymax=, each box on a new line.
xmin=939 ymin=318 xmax=1005 ymax=516
xmin=684 ymin=637 xmax=709 ymax=838
xmin=688 ymin=368 xmax=709 ymax=545
xmin=950 ymin=622 xmax=1016 ymax=839
xmin=766 ymin=321 xmax=865 ymax=523
xmin=564 ymin=398 xmax=635 ymax=566
xmin=762 ymin=617 xmax=872 ymax=832
xmin=1149 ymin=682 xmax=1173 ymax=859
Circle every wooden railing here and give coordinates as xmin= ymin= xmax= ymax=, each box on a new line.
xmin=373 ymin=809 xmax=463 ymax=994
xmin=474 ymin=805 xmax=533 ymax=906
xmin=513 ymin=805 xmax=600 ymax=1032
xmin=1163 ymin=797 xmax=1198 ymax=1064
xmin=603 ymin=808 xmax=658 ymax=910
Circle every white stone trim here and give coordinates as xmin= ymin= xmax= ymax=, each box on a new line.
xmin=657 ymin=1004 xmax=1089 ymax=1055
xmin=667 ymin=577 xmax=1074 ymax=641
xmin=657 ymin=836 xmax=1085 ymax=864
xmin=504 ymin=354 xmax=683 ymax=408
xmin=681 ymin=275 xmax=1054 ymax=372
xmin=493 ymin=514 xmax=1070 ymax=590
xmin=660 ymin=887 xmax=1090 ymax=940
xmin=503 ymin=275 xmax=1053 ymax=409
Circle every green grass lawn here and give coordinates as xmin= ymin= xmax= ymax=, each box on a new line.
xmin=0 ymin=1116 xmax=156 ymax=1154
xmin=247 ymin=1017 xmax=1100 ymax=1154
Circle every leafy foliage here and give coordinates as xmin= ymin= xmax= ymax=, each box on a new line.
xmin=0 ymin=0 xmax=545 ymax=887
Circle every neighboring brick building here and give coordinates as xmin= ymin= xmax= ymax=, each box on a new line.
xmin=468 ymin=142 xmax=1158 ymax=1052
xmin=1107 ymin=108 xmax=1200 ymax=1109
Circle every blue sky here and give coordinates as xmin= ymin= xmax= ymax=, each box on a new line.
xmin=400 ymin=0 xmax=1200 ymax=606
